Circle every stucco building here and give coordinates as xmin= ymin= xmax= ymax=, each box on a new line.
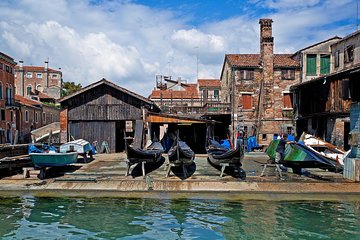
xmin=15 ymin=60 xmax=62 ymax=100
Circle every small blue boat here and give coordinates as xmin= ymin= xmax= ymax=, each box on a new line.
xmin=29 ymin=152 xmax=78 ymax=168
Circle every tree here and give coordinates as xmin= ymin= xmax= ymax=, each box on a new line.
xmin=62 ymin=81 xmax=82 ymax=97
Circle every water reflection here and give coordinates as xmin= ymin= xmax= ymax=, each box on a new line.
xmin=0 ymin=197 xmax=359 ymax=239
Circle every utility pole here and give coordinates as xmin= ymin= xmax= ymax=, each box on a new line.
xmin=195 ymin=46 xmax=199 ymax=81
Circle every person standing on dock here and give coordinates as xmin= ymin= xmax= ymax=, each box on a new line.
xmin=275 ymin=133 xmax=288 ymax=167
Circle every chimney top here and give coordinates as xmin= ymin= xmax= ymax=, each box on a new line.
xmin=259 ymin=18 xmax=273 ymax=26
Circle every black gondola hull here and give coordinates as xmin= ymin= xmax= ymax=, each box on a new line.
xmin=168 ymin=140 xmax=195 ymax=166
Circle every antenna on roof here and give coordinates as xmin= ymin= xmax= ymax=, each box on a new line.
xmin=357 ymin=0 xmax=359 ymax=31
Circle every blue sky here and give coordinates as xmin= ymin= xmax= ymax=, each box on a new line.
xmin=0 ymin=0 xmax=357 ymax=95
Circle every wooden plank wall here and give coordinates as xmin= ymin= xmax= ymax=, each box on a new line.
xmin=69 ymin=121 xmax=116 ymax=152
xmin=67 ymin=85 xmax=144 ymax=121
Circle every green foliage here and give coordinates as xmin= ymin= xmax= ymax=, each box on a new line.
xmin=62 ymin=81 xmax=82 ymax=97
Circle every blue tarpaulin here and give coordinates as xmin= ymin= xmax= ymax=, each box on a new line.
xmin=247 ymin=136 xmax=259 ymax=152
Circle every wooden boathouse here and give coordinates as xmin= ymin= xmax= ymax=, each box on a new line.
xmin=58 ymin=78 xmax=160 ymax=152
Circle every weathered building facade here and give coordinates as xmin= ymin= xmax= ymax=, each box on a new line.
xmin=292 ymin=36 xmax=341 ymax=82
xmin=0 ymin=52 xmax=17 ymax=143
xmin=149 ymin=76 xmax=224 ymax=115
xmin=220 ymin=19 xmax=300 ymax=145
xmin=59 ymin=79 xmax=160 ymax=152
xmin=15 ymin=61 xmax=62 ymax=100
xmin=15 ymin=95 xmax=60 ymax=143
xmin=291 ymin=30 xmax=360 ymax=150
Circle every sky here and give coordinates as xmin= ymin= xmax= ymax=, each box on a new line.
xmin=0 ymin=0 xmax=358 ymax=96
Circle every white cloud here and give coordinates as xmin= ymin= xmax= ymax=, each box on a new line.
xmin=0 ymin=0 xmax=356 ymax=96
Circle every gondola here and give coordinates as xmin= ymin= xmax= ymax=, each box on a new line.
xmin=206 ymin=139 xmax=245 ymax=178
xmin=124 ymin=137 xmax=164 ymax=177
xmin=166 ymin=138 xmax=195 ymax=178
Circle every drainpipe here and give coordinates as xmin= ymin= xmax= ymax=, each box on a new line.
xmin=19 ymin=60 xmax=24 ymax=96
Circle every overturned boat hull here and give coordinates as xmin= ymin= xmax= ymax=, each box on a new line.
xmin=30 ymin=152 xmax=78 ymax=168
xmin=168 ymin=140 xmax=195 ymax=166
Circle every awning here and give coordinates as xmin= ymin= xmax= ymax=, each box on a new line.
xmin=146 ymin=113 xmax=213 ymax=124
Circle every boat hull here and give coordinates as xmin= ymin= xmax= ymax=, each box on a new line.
xmin=206 ymin=145 xmax=244 ymax=166
xmin=125 ymin=141 xmax=163 ymax=164
xmin=30 ymin=152 xmax=78 ymax=168
xmin=168 ymin=140 xmax=195 ymax=166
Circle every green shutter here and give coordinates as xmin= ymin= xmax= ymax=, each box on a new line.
xmin=320 ymin=55 xmax=330 ymax=75
xmin=306 ymin=54 xmax=317 ymax=76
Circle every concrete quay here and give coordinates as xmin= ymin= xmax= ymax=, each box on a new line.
xmin=0 ymin=152 xmax=359 ymax=201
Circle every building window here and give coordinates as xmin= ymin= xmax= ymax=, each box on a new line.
xmin=241 ymin=94 xmax=252 ymax=110
xmin=10 ymin=110 xmax=13 ymax=122
xmin=37 ymin=85 xmax=43 ymax=92
xmin=240 ymin=69 xmax=254 ymax=80
xmin=342 ymin=79 xmax=351 ymax=99
xmin=306 ymin=54 xmax=317 ymax=76
xmin=0 ymin=109 xmax=5 ymax=121
xmin=283 ymin=93 xmax=293 ymax=108
xmin=5 ymin=65 xmax=12 ymax=73
xmin=42 ymin=112 xmax=46 ymax=124
xmin=0 ymin=82 xmax=2 ymax=99
xmin=286 ymin=127 xmax=293 ymax=135
xmin=202 ymin=90 xmax=208 ymax=100
xmin=344 ymin=45 xmax=354 ymax=63
xmin=50 ymin=113 xmax=53 ymax=123
xmin=214 ymin=89 xmax=219 ymax=98
xmin=0 ymin=63 xmax=2 ymax=70
xmin=26 ymin=85 xmax=32 ymax=96
xmin=335 ymin=50 xmax=340 ymax=67
xmin=52 ymin=74 xmax=58 ymax=78
xmin=281 ymin=69 xmax=295 ymax=80
xmin=320 ymin=55 xmax=330 ymax=75
xmin=36 ymin=73 xmax=42 ymax=78
xmin=35 ymin=112 xmax=38 ymax=124
xmin=262 ymin=134 xmax=267 ymax=141
xmin=25 ymin=110 xmax=29 ymax=122
xmin=26 ymin=72 xmax=33 ymax=78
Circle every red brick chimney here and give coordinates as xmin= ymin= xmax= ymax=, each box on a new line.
xmin=259 ymin=19 xmax=274 ymax=84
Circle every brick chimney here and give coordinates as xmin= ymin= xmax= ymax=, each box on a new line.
xmin=19 ymin=60 xmax=25 ymax=96
xmin=259 ymin=19 xmax=274 ymax=84
xmin=44 ymin=60 xmax=49 ymax=88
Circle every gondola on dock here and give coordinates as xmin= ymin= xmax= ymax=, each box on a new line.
xmin=124 ymin=136 xmax=164 ymax=177
xmin=166 ymin=137 xmax=195 ymax=178
xmin=206 ymin=139 xmax=245 ymax=179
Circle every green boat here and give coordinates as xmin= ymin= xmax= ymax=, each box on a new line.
xmin=266 ymin=140 xmax=342 ymax=174
xmin=29 ymin=152 xmax=78 ymax=168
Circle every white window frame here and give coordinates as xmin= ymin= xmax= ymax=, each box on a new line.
xmin=36 ymin=73 xmax=42 ymax=78
xmin=42 ymin=112 xmax=46 ymax=124
xmin=26 ymin=72 xmax=33 ymax=78
xmin=35 ymin=112 xmax=38 ymax=124
xmin=25 ymin=110 xmax=29 ymax=123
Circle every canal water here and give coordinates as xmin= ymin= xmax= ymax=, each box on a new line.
xmin=0 ymin=197 xmax=359 ymax=239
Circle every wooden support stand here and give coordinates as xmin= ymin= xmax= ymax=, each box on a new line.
xmin=260 ymin=163 xmax=283 ymax=179
xmin=219 ymin=163 xmax=230 ymax=177
xmin=125 ymin=160 xmax=146 ymax=178
xmin=165 ymin=163 xmax=176 ymax=177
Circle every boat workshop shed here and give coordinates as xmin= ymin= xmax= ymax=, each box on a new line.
xmin=58 ymin=78 xmax=160 ymax=153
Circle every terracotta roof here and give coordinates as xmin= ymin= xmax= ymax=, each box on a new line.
xmin=15 ymin=66 xmax=61 ymax=73
xmin=37 ymin=91 xmax=53 ymax=99
xmin=15 ymin=95 xmax=42 ymax=108
xmin=226 ymin=54 xmax=299 ymax=68
xmin=149 ymin=85 xmax=199 ymax=99
xmin=198 ymin=79 xmax=221 ymax=87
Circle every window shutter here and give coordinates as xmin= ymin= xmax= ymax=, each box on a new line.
xmin=320 ymin=55 xmax=330 ymax=75
xmin=283 ymin=93 xmax=293 ymax=108
xmin=306 ymin=54 xmax=317 ymax=76
xmin=242 ymin=94 xmax=252 ymax=109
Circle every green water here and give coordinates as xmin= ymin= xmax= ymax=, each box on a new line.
xmin=0 ymin=197 xmax=359 ymax=239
